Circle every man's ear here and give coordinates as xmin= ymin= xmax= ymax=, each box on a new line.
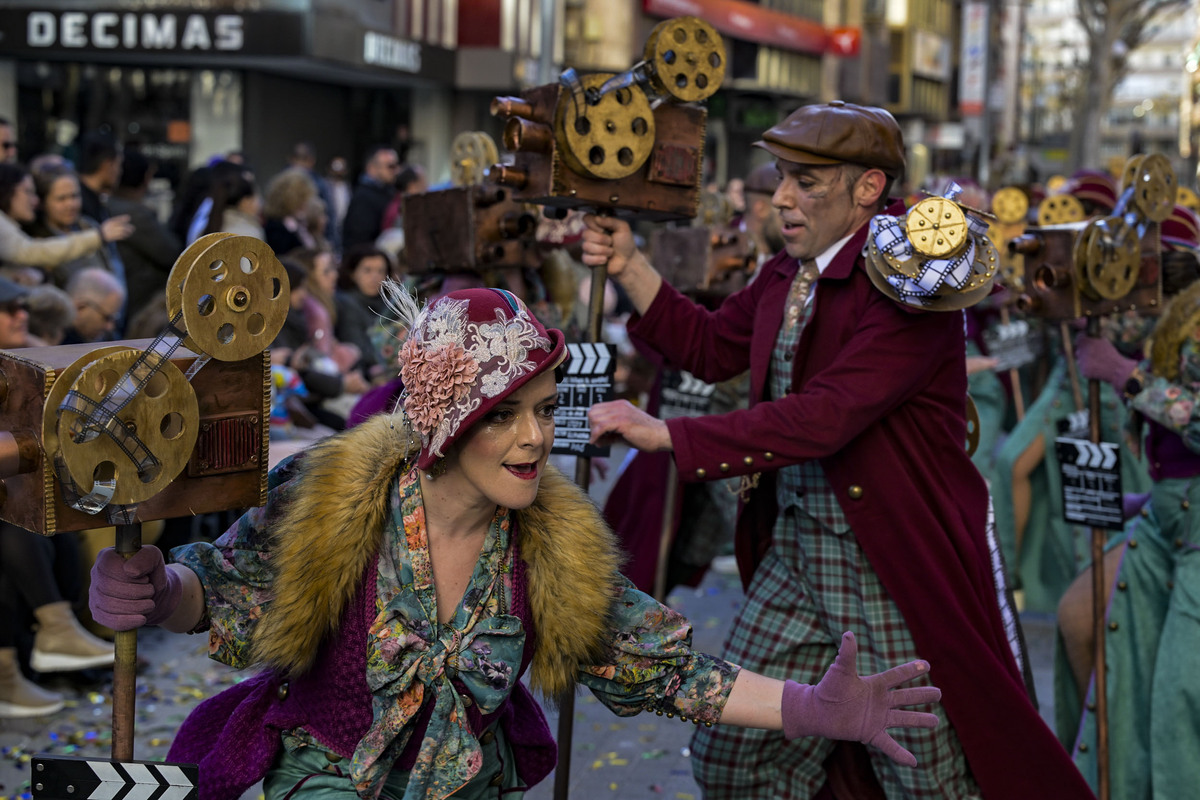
xmin=854 ymin=168 xmax=887 ymax=208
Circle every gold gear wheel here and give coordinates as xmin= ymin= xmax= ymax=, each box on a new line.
xmin=167 ymin=234 xmax=289 ymax=361
xmin=556 ymin=73 xmax=655 ymax=181
xmin=1037 ymin=194 xmax=1086 ymax=226
xmin=991 ymin=187 xmax=1028 ymax=224
xmin=906 ymin=197 xmax=969 ymax=258
xmin=1128 ymin=153 xmax=1176 ymax=223
xmin=644 ymin=16 xmax=725 ymax=103
xmin=966 ymin=394 xmax=981 ymax=457
xmin=450 ymin=131 xmax=499 ymax=188
xmin=1075 ymin=217 xmax=1141 ymax=300
xmin=43 ymin=347 xmax=199 ymax=506
xmin=1178 ymin=186 xmax=1200 ymax=215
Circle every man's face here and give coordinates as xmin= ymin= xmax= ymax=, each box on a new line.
xmin=0 ymin=124 xmax=16 ymax=163
xmin=100 ymin=152 xmax=124 ymax=192
xmin=369 ymin=149 xmax=400 ymax=183
xmin=74 ymin=290 xmax=124 ymax=341
xmin=772 ymin=161 xmax=866 ymax=261
xmin=0 ymin=296 xmax=29 ymax=348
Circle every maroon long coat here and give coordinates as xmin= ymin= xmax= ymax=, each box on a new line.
xmin=629 ymin=207 xmax=1094 ymax=799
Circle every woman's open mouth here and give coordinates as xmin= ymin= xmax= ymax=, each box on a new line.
xmin=505 ymin=463 xmax=538 ymax=480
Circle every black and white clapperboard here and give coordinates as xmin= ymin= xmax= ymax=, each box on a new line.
xmin=1055 ymin=436 xmax=1124 ymax=530
xmin=658 ymin=368 xmax=716 ymax=420
xmin=552 ymin=342 xmax=616 ymax=458
xmin=983 ymin=320 xmax=1043 ymax=372
xmin=32 ymin=755 xmax=197 ymax=800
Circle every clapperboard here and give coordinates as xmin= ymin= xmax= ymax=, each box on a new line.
xmin=658 ymin=369 xmax=716 ymax=420
xmin=32 ymin=756 xmax=197 ymax=800
xmin=552 ymin=342 xmax=616 ymax=458
xmin=983 ymin=320 xmax=1043 ymax=372
xmin=1054 ymin=437 xmax=1124 ymax=530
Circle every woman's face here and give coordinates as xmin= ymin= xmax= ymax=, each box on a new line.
xmin=352 ymin=255 xmax=389 ymax=297
xmin=0 ymin=296 xmax=30 ymax=349
xmin=440 ymin=370 xmax=558 ymax=513
xmin=6 ymin=176 xmax=38 ymax=223
xmin=43 ymin=175 xmax=82 ymax=229
xmin=313 ymin=252 xmax=338 ymax=295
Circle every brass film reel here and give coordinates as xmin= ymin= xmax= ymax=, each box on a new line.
xmin=644 ymin=16 xmax=725 ymax=103
xmin=1037 ymin=194 xmax=1086 ymax=226
xmin=166 ymin=232 xmax=236 ymax=354
xmin=167 ymin=234 xmax=289 ymax=361
xmin=991 ymin=187 xmax=1028 ymax=225
xmin=1128 ymin=153 xmax=1176 ymax=223
xmin=451 ymin=131 xmax=500 ymax=187
xmin=43 ymin=348 xmax=199 ymax=506
xmin=907 ymin=197 xmax=968 ymax=257
xmin=1075 ymin=217 xmax=1141 ymax=300
xmin=556 ymin=73 xmax=655 ymax=181
xmin=1179 ymin=186 xmax=1200 ymax=215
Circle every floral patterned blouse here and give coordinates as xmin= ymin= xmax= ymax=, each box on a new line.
xmin=1133 ymin=328 xmax=1200 ymax=454
xmin=175 ymin=460 xmax=740 ymax=799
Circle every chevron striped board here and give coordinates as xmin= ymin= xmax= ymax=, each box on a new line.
xmin=31 ymin=756 xmax=197 ymax=800
xmin=659 ymin=368 xmax=716 ymax=420
xmin=1053 ymin=436 xmax=1123 ymax=531
xmin=551 ymin=342 xmax=616 ymax=458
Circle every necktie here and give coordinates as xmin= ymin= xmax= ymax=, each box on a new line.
xmin=784 ymin=262 xmax=820 ymax=332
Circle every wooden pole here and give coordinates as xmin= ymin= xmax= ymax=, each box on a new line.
xmin=1085 ymin=316 xmax=1110 ymax=800
xmin=553 ymin=261 xmax=609 ymax=800
xmin=652 ymin=462 xmax=679 ymax=602
xmin=111 ymin=522 xmax=141 ymax=762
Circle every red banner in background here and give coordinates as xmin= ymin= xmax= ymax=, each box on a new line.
xmin=828 ymin=26 xmax=860 ymax=57
xmin=643 ymin=0 xmax=832 ymax=56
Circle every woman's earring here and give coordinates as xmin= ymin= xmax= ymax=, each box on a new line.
xmin=425 ymin=457 xmax=446 ymax=480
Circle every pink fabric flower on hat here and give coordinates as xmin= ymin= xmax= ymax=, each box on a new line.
xmin=400 ymin=337 xmax=479 ymax=437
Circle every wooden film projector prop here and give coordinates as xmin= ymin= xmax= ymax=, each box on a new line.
xmin=649 ymin=190 xmax=756 ymax=304
xmin=488 ymin=15 xmax=723 ymax=223
xmin=404 ymin=132 xmax=542 ymax=276
xmin=488 ymin=16 xmax=724 ymax=799
xmin=2 ymin=233 xmax=287 ymax=797
xmin=1008 ymin=153 xmax=1175 ymax=800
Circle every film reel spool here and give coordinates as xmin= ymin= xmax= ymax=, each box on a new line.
xmin=451 ymin=131 xmax=500 ymax=187
xmin=991 ymin=187 xmax=1029 ymax=225
xmin=1128 ymin=153 xmax=1176 ymax=223
xmin=166 ymin=232 xmax=236 ymax=354
xmin=556 ymin=72 xmax=655 ymax=181
xmin=643 ymin=16 xmax=725 ymax=103
xmin=43 ymin=347 xmax=199 ymax=506
xmin=1075 ymin=217 xmax=1141 ymax=300
xmin=1178 ymin=186 xmax=1200 ymax=215
xmin=906 ymin=197 xmax=969 ymax=258
xmin=167 ymin=234 xmax=289 ymax=361
xmin=1037 ymin=194 xmax=1086 ymax=226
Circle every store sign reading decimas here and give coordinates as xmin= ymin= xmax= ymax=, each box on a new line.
xmin=25 ymin=11 xmax=245 ymax=51
xmin=552 ymin=343 xmax=616 ymax=459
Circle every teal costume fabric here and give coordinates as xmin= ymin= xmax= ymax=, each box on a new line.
xmin=992 ymin=356 xmax=1150 ymax=613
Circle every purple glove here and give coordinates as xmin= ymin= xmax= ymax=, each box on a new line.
xmin=90 ymin=546 xmax=182 ymax=631
xmin=782 ymin=631 xmax=941 ymax=767
xmin=1074 ymin=334 xmax=1136 ymax=390
xmin=1123 ymin=491 xmax=1152 ymax=519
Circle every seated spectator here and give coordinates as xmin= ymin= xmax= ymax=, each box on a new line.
xmin=108 ymin=150 xmax=181 ymax=325
xmin=26 ymin=163 xmax=114 ymax=290
xmin=263 ymin=167 xmax=318 ymax=256
xmin=334 ymin=244 xmax=391 ymax=381
xmin=24 ymin=283 xmax=74 ymax=345
xmin=286 ymin=246 xmax=361 ymax=375
xmin=63 ymin=267 xmax=125 ymax=344
xmin=196 ymin=163 xmax=263 ymax=242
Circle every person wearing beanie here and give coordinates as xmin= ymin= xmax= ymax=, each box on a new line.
xmin=581 ymin=101 xmax=1093 ymax=798
xmin=1058 ymin=219 xmax=1200 ymax=798
xmin=89 ymin=286 xmax=941 ymax=800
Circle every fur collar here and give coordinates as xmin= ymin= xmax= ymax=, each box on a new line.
xmin=249 ymin=414 xmax=623 ymax=698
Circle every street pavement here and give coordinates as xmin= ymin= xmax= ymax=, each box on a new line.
xmin=0 ymin=562 xmax=1059 ymax=800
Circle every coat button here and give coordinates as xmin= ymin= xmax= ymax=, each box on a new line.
xmin=1183 ymin=500 xmax=1191 ymax=510
xmin=1118 ymin=581 xmax=1127 ymax=591
xmin=848 ymin=485 xmax=864 ymax=500
xmin=488 ymin=772 xmax=504 ymax=787
xmin=743 ymin=456 xmax=754 ymax=466
xmin=480 ymin=730 xmax=495 ymax=745
xmin=719 ymin=463 xmax=730 ymax=473
xmin=696 ymin=468 xmax=707 ymax=479
xmin=784 ymin=351 xmax=793 ymax=361
xmin=764 ymin=452 xmax=774 ymax=461
xmin=325 ymin=752 xmax=343 ymax=763
xmin=1176 ymin=538 xmax=1185 ymax=548
xmin=276 ymin=681 xmax=290 ymax=701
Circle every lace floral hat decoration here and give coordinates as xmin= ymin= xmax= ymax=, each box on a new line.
xmin=390 ymin=286 xmax=567 ymax=469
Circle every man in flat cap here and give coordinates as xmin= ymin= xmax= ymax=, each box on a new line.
xmin=582 ymin=102 xmax=1091 ymax=799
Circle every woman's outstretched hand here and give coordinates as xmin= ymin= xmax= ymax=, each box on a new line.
xmin=782 ymin=631 xmax=942 ymax=767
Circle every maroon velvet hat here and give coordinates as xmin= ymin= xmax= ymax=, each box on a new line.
xmin=1162 ymin=204 xmax=1200 ymax=251
xmin=1064 ymin=169 xmax=1117 ymax=214
xmin=398 ymin=287 xmax=567 ymax=469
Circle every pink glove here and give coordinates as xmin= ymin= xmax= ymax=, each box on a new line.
xmin=782 ymin=632 xmax=941 ymax=767
xmin=90 ymin=547 xmax=183 ymax=631
xmin=1074 ymin=334 xmax=1136 ymax=390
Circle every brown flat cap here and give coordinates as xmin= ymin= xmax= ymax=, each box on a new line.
xmin=744 ymin=163 xmax=780 ymax=196
xmin=754 ymin=101 xmax=905 ymax=178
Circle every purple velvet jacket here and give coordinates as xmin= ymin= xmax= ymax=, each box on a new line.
xmin=630 ymin=204 xmax=1095 ymax=799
